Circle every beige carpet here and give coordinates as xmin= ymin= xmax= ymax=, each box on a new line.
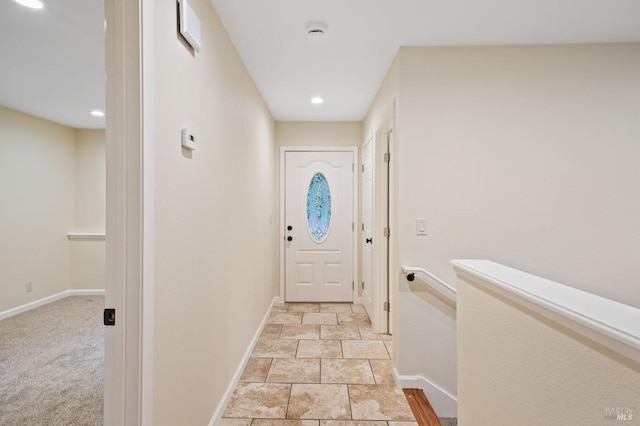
xmin=0 ymin=296 xmax=104 ymax=426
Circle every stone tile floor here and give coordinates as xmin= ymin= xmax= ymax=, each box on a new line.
xmin=218 ymin=303 xmax=418 ymax=426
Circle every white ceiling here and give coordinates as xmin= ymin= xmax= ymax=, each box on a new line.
xmin=0 ymin=0 xmax=105 ymax=129
xmin=1 ymin=0 xmax=639 ymax=128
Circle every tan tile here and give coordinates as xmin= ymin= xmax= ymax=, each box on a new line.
xmin=266 ymin=358 xmax=320 ymax=383
xmin=337 ymin=313 xmax=371 ymax=325
xmin=321 ymin=359 xmax=374 ymax=384
xmin=387 ymin=423 xmax=419 ymax=426
xmin=321 ymin=325 xmax=361 ymax=340
xmin=288 ymin=303 xmax=321 ymax=313
xmin=261 ymin=324 xmax=283 ymax=339
xmin=240 ymin=358 xmax=272 ymax=382
xmin=268 ymin=312 xmax=303 ymax=325
xmin=253 ymin=421 xmax=320 ymax=426
xmin=349 ymin=385 xmax=415 ymax=421
xmin=223 ymin=383 xmax=291 ymax=418
xmin=271 ymin=303 xmax=290 ymax=313
xmin=368 ymin=360 xmax=395 ymax=384
xmin=320 ymin=422 xmax=387 ymax=426
xmin=358 ymin=325 xmax=392 ymax=341
xmin=320 ymin=303 xmax=353 ymax=313
xmin=384 ymin=340 xmax=392 ymax=357
xmin=253 ymin=339 xmax=299 ymax=358
xmin=342 ymin=340 xmax=389 ymax=359
xmin=216 ymin=419 xmax=252 ymax=426
xmin=297 ymin=340 xmax=342 ymax=358
xmin=302 ymin=312 xmax=338 ymax=325
xmin=280 ymin=325 xmax=320 ymax=340
xmin=350 ymin=304 xmax=367 ymax=314
xmin=287 ymin=384 xmax=351 ymax=419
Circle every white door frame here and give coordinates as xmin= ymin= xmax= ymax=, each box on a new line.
xmin=279 ymin=146 xmax=359 ymax=303
xmin=365 ymin=101 xmax=396 ymax=335
xmin=104 ymin=0 xmax=154 ymax=424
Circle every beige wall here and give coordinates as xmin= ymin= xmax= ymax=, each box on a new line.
xmin=0 ymin=106 xmax=76 ymax=312
xmin=398 ymin=44 xmax=640 ymax=307
xmin=0 ymin=107 xmax=106 ymax=311
xmin=69 ymin=129 xmax=106 ymax=290
xmin=151 ymin=0 xmax=276 ymax=424
xmin=276 ymin=121 xmax=362 ymax=148
xmin=457 ymin=274 xmax=640 ymax=425
xmin=364 ymin=43 xmax=640 ymax=414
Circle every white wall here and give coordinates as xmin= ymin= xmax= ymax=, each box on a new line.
xmin=150 ymin=0 xmax=276 ymax=424
xmin=0 ymin=106 xmax=76 ymax=312
xmin=70 ymin=129 xmax=106 ymax=290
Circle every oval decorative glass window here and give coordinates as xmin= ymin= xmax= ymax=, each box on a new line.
xmin=306 ymin=173 xmax=332 ymax=242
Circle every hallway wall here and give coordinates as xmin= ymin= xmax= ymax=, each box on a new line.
xmin=151 ymin=0 xmax=276 ymax=424
xmin=365 ymin=43 xmax=640 ymax=414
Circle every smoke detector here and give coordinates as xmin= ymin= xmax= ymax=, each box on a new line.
xmin=306 ymin=21 xmax=328 ymax=38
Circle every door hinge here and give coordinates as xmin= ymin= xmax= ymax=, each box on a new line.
xmin=352 ymin=281 xmax=355 ymax=290
xmin=361 ymin=281 xmax=365 ymax=290
xmin=384 ymin=152 xmax=390 ymax=163
xmin=352 ymin=222 xmax=355 ymax=231
xmin=104 ymin=308 xmax=116 ymax=326
xmin=384 ymin=301 xmax=390 ymax=312
xmin=361 ymin=223 xmax=364 ymax=231
xmin=384 ymin=227 xmax=390 ymax=237
xmin=352 ymin=163 xmax=355 ymax=172
xmin=361 ymin=164 xmax=365 ymax=173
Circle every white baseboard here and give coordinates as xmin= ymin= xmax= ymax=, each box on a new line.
xmin=273 ymin=296 xmax=284 ymax=304
xmin=208 ymin=297 xmax=278 ymax=426
xmin=394 ymin=368 xmax=458 ymax=418
xmin=0 ymin=289 xmax=106 ymax=321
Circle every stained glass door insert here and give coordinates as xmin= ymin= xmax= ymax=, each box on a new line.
xmin=306 ymin=173 xmax=332 ymax=242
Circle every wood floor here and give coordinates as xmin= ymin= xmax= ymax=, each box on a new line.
xmin=403 ymin=388 xmax=442 ymax=426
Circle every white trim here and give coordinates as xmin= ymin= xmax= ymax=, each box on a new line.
xmin=67 ymin=233 xmax=106 ymax=241
xmin=208 ymin=297 xmax=278 ymax=426
xmin=0 ymin=289 xmax=106 ymax=321
xmin=401 ymin=266 xmax=457 ymax=303
xmin=279 ymin=146 xmax=359 ymax=303
xmin=451 ymin=259 xmax=640 ymax=364
xmin=394 ymin=368 xmax=458 ymax=418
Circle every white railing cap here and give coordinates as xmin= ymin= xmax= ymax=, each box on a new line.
xmin=451 ymin=259 xmax=640 ymax=361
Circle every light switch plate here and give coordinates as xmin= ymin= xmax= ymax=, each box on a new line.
xmin=416 ymin=218 xmax=427 ymax=236
xmin=181 ymin=128 xmax=196 ymax=150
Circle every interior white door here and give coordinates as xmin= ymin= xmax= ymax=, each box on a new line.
xmin=362 ymin=139 xmax=375 ymax=317
xmin=285 ymin=151 xmax=354 ymax=302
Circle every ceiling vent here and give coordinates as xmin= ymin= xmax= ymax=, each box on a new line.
xmin=306 ymin=22 xmax=328 ymax=38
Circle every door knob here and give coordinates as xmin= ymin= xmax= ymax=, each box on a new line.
xmin=287 ymin=236 xmax=293 ymax=242
xmin=287 ymin=225 xmax=293 ymax=231
xmin=366 ymin=238 xmax=372 ymax=244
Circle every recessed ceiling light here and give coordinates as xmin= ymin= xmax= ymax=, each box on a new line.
xmin=310 ymin=97 xmax=324 ymax=105
xmin=90 ymin=110 xmax=105 ymax=117
xmin=14 ymin=0 xmax=44 ymax=9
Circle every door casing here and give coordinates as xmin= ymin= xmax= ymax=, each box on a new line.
xmin=279 ymin=147 xmax=359 ymax=304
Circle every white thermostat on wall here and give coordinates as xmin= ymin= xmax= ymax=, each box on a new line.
xmin=178 ymin=0 xmax=202 ymax=52
xmin=181 ymin=128 xmax=196 ymax=150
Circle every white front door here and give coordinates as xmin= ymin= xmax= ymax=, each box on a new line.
xmin=362 ymin=139 xmax=375 ymax=316
xmin=285 ymin=151 xmax=354 ymax=302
